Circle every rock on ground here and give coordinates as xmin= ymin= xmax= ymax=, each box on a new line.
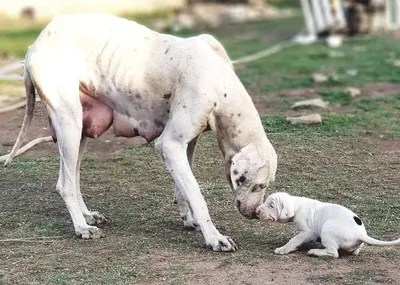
xmin=286 ymin=114 xmax=322 ymax=125
xmin=345 ymin=87 xmax=361 ymax=98
xmin=312 ymin=73 xmax=329 ymax=83
xmin=291 ymin=98 xmax=328 ymax=109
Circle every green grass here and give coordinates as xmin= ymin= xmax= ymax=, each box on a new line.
xmin=0 ymin=27 xmax=42 ymax=57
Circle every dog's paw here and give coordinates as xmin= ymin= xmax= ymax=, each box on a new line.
xmin=84 ymin=211 xmax=108 ymax=226
xmin=274 ymin=246 xmax=289 ymax=255
xmin=75 ymin=225 xmax=102 ymax=239
xmin=205 ymin=235 xmax=238 ymax=252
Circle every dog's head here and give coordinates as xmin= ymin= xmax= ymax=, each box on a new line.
xmin=255 ymin=192 xmax=295 ymax=223
xmin=229 ymin=141 xmax=277 ymax=219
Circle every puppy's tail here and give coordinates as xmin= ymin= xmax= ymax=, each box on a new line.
xmin=4 ymin=63 xmax=36 ymax=166
xmin=361 ymin=235 xmax=400 ymax=247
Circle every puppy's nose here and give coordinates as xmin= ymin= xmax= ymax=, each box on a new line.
xmin=236 ymin=200 xmax=241 ymax=209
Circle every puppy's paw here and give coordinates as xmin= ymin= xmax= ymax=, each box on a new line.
xmin=274 ymin=246 xmax=289 ymax=255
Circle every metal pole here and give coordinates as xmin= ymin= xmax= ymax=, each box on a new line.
xmin=300 ymin=0 xmax=316 ymax=35
xmin=321 ymin=0 xmax=334 ymax=28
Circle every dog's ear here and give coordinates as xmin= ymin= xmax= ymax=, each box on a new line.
xmin=279 ymin=195 xmax=295 ymax=220
xmin=230 ymin=144 xmax=264 ymax=190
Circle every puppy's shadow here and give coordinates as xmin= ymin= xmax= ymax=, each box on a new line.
xmin=297 ymin=240 xmax=324 ymax=252
xmin=297 ymin=240 xmax=355 ymax=257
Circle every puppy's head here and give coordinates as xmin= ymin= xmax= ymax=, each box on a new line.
xmin=229 ymin=141 xmax=277 ymax=220
xmin=256 ymin=192 xmax=295 ymax=223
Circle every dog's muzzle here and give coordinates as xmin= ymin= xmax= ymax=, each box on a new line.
xmin=236 ymin=200 xmax=259 ymax=219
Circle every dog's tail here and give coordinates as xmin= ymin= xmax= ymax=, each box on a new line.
xmin=360 ymin=235 xmax=400 ymax=246
xmin=4 ymin=64 xmax=36 ymax=166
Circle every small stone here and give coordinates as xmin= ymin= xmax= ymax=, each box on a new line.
xmin=291 ymin=98 xmax=328 ymax=109
xmin=393 ymin=60 xmax=400 ymax=67
xmin=286 ymin=114 xmax=322 ymax=125
xmin=312 ymin=73 xmax=329 ymax=83
xmin=326 ymin=35 xmax=343 ymax=48
xmin=346 ymin=69 xmax=358 ymax=76
xmin=331 ymin=73 xmax=340 ymax=81
xmin=345 ymin=87 xmax=361 ymax=98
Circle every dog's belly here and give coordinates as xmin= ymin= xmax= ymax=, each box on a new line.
xmin=48 ymin=83 xmax=169 ymax=142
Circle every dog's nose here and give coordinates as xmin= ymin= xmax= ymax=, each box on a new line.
xmin=251 ymin=211 xmax=259 ymax=220
xmin=236 ymin=200 xmax=241 ymax=209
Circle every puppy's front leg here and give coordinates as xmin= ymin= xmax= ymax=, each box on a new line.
xmin=275 ymin=231 xmax=315 ymax=255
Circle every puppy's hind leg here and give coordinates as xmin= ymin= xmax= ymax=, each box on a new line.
xmin=307 ymin=237 xmax=339 ymax=258
xmin=350 ymin=243 xmax=364 ymax=256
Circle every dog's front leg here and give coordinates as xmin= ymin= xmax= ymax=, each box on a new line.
xmin=275 ymin=231 xmax=315 ymax=255
xmin=157 ymin=138 xmax=237 ymax=251
xmin=155 ymin=101 xmax=237 ymax=252
xmin=173 ymin=136 xmax=200 ymax=230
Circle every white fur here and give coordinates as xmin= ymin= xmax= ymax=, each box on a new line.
xmin=5 ymin=13 xmax=277 ymax=252
xmin=256 ymin=192 xmax=400 ymax=258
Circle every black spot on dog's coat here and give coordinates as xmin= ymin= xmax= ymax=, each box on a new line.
xmin=163 ymin=93 xmax=171 ymax=99
xmin=233 ymin=170 xmax=238 ymax=175
xmin=354 ymin=216 xmax=362 ymax=226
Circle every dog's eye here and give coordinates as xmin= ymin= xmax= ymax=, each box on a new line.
xmin=259 ymin=184 xmax=266 ymax=189
xmin=251 ymin=185 xmax=259 ymax=192
xmin=269 ymin=203 xmax=274 ymax=208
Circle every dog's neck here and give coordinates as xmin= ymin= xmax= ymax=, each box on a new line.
xmin=210 ymin=95 xmax=269 ymax=162
xmin=290 ymin=195 xmax=321 ymax=221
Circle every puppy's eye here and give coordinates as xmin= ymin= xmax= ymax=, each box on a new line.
xmin=259 ymin=184 xmax=266 ymax=189
xmin=269 ymin=203 xmax=274 ymax=208
xmin=251 ymin=185 xmax=259 ymax=192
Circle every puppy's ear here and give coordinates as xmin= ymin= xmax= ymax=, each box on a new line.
xmin=279 ymin=196 xmax=295 ymax=220
xmin=230 ymin=144 xmax=264 ymax=190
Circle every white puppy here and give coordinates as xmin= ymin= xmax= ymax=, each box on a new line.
xmin=256 ymin=192 xmax=400 ymax=258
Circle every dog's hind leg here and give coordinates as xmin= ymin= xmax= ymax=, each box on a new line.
xmin=350 ymin=243 xmax=364 ymax=256
xmin=173 ymin=135 xmax=200 ymax=230
xmin=39 ymin=72 xmax=101 ymax=239
xmin=76 ymin=136 xmax=107 ymax=226
xmin=307 ymin=237 xmax=339 ymax=258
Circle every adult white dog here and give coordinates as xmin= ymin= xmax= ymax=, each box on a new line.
xmin=256 ymin=192 xmax=400 ymax=258
xmin=4 ymin=13 xmax=277 ymax=252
